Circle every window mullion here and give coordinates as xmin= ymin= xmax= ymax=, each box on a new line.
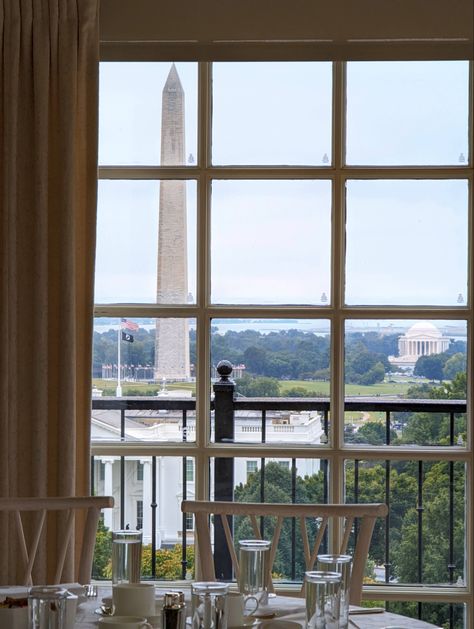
xmin=330 ymin=62 xmax=346 ymax=526
xmin=195 ymin=61 xmax=213 ymax=501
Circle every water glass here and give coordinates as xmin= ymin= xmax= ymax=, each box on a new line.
xmin=191 ymin=582 xmax=229 ymax=629
xmin=28 ymin=586 xmax=67 ymax=629
xmin=317 ymin=554 xmax=352 ymax=628
xmin=238 ymin=539 xmax=271 ymax=605
xmin=305 ymin=571 xmax=341 ymax=629
xmin=112 ymin=529 xmax=143 ymax=584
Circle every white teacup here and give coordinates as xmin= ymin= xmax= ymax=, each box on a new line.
xmin=113 ymin=583 xmax=156 ymax=617
xmin=99 ymin=616 xmax=153 ymax=628
xmin=227 ymin=592 xmax=259 ymax=627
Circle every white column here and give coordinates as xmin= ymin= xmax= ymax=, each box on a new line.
xmin=142 ymin=459 xmax=153 ymax=545
xmin=158 ymin=458 xmax=165 ymax=545
xmin=102 ymin=458 xmax=114 ymax=530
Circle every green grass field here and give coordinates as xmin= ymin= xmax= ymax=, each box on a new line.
xmin=93 ymin=377 xmax=417 ymax=398
xmin=279 ymin=379 xmax=413 ymax=397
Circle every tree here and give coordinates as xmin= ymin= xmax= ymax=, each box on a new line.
xmin=392 ymin=462 xmax=465 ymax=587
xmin=92 ymin=517 xmax=112 ymax=579
xmin=414 ymin=354 xmax=446 ymax=381
xmin=286 ymin=387 xmax=313 ymax=398
xmin=345 ymin=462 xmax=417 ymax=567
xmin=355 ymin=421 xmax=397 ymax=445
xmin=345 ymin=342 xmax=386 ymax=385
xmin=235 ymin=375 xmax=280 ymax=397
xmin=234 ymin=462 xmax=325 ymax=580
xmin=443 ymin=353 xmax=466 ymax=381
xmin=141 ymin=544 xmax=195 ymax=580
xmin=243 ymin=346 xmax=268 ymax=374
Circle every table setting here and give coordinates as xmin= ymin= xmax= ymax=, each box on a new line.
xmin=0 ymin=529 xmax=441 ymax=628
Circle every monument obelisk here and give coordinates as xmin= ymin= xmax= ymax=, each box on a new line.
xmin=155 ymin=64 xmax=190 ymax=380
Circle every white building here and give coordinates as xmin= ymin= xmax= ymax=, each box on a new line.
xmin=91 ymin=405 xmax=325 ymax=547
xmin=389 ymin=321 xmax=450 ymax=372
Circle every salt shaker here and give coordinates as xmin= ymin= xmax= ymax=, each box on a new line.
xmin=162 ymin=591 xmax=186 ymax=629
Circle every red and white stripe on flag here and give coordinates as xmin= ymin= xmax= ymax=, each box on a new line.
xmin=121 ymin=318 xmax=139 ymax=331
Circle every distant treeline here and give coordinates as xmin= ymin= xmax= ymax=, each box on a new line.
xmin=93 ymin=327 xmax=466 ymax=383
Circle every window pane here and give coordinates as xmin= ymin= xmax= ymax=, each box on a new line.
xmin=345 ymin=459 xmax=466 ymax=588
xmin=92 ymin=455 xmax=195 ymax=580
xmin=211 ymin=180 xmax=331 ymax=304
xmin=210 ymin=319 xmax=330 ymax=444
xmin=344 ymin=319 xmax=467 ymax=447
xmin=345 ymin=180 xmax=468 ymax=306
xmin=209 ymin=457 xmax=328 ymax=582
xmin=92 ymin=317 xmax=196 ymax=436
xmin=99 ymin=62 xmax=197 ymax=166
xmin=346 ymin=61 xmax=469 ymax=166
xmin=389 ymin=602 xmax=465 ymax=629
xmin=95 ymin=180 xmax=196 ymax=304
xmin=212 ymin=62 xmax=332 ymax=165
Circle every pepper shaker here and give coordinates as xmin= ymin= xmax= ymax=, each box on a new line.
xmin=162 ymin=591 xmax=186 ymax=629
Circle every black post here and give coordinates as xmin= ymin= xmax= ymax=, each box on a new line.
xmin=213 ymin=360 xmax=235 ymax=580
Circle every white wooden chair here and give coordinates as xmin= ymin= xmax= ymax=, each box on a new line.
xmin=0 ymin=496 xmax=114 ymax=585
xmin=181 ymin=500 xmax=387 ymax=604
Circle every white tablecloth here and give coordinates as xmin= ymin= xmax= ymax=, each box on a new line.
xmin=74 ymin=586 xmax=441 ymax=629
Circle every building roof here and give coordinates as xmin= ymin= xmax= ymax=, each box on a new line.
xmin=404 ymin=321 xmax=442 ymax=339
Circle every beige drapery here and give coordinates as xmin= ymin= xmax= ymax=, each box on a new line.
xmin=0 ymin=0 xmax=99 ymax=583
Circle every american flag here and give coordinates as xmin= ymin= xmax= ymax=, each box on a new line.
xmin=121 ymin=318 xmax=139 ymax=331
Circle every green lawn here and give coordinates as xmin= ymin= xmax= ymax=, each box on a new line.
xmin=92 ymin=379 xmax=195 ymax=396
xmin=93 ymin=378 xmax=413 ymax=398
xmin=279 ymin=379 xmax=413 ymax=397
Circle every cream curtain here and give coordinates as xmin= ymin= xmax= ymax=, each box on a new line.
xmin=0 ymin=0 xmax=99 ymax=583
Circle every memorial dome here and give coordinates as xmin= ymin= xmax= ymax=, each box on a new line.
xmin=405 ymin=321 xmax=442 ymax=338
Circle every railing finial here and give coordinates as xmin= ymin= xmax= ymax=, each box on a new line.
xmin=216 ymin=360 xmax=233 ymax=382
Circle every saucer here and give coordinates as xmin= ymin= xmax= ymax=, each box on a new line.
xmin=229 ymin=618 xmax=259 ymax=628
xmin=259 ymin=621 xmax=302 ymax=629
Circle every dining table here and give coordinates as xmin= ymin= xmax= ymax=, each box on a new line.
xmin=74 ymin=585 xmax=442 ymax=628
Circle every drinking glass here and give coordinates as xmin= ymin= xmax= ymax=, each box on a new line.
xmin=317 ymin=554 xmax=352 ymax=628
xmin=191 ymin=582 xmax=229 ymax=629
xmin=28 ymin=586 xmax=67 ymax=629
xmin=112 ymin=529 xmax=143 ymax=584
xmin=305 ymin=571 xmax=341 ymax=629
xmin=238 ymin=539 xmax=271 ymax=606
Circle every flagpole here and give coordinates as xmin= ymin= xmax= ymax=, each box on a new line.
xmin=116 ymin=324 xmax=122 ymax=397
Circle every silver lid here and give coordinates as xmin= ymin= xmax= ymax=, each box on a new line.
xmin=163 ymin=591 xmax=185 ymax=608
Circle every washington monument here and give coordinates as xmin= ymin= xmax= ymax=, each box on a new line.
xmin=155 ymin=64 xmax=190 ymax=380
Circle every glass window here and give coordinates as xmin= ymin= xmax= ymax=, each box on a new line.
xmin=99 ymin=62 xmax=198 ymax=166
xmin=212 ymin=62 xmax=332 ymax=165
xmin=346 ymin=61 xmax=469 ymax=166
xmin=136 ymin=500 xmax=143 ymax=530
xmin=246 ymin=460 xmax=258 ymax=479
xmin=95 ymin=181 xmax=197 ymax=304
xmin=186 ymin=459 xmax=194 ymax=482
xmin=211 ymin=180 xmax=331 ymax=305
xmin=95 ymin=59 xmax=472 ymax=626
xmin=345 ymin=179 xmax=468 ymax=306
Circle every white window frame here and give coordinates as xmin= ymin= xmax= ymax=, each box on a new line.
xmin=94 ymin=56 xmax=473 ymax=624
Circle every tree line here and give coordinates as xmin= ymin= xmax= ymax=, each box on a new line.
xmin=93 ymin=326 xmax=466 ymax=387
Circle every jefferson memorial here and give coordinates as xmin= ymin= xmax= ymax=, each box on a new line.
xmin=389 ymin=321 xmax=450 ymax=371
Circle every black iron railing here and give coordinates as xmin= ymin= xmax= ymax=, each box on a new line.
xmin=91 ymin=364 xmax=466 ymax=628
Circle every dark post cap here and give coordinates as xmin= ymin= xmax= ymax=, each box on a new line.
xmin=216 ymin=360 xmax=233 ymax=381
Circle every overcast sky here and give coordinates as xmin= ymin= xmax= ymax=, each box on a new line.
xmin=95 ymin=60 xmax=469 ymax=308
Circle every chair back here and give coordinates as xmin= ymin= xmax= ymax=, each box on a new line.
xmin=0 ymin=496 xmax=114 ymax=585
xmin=181 ymin=500 xmax=387 ymax=604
